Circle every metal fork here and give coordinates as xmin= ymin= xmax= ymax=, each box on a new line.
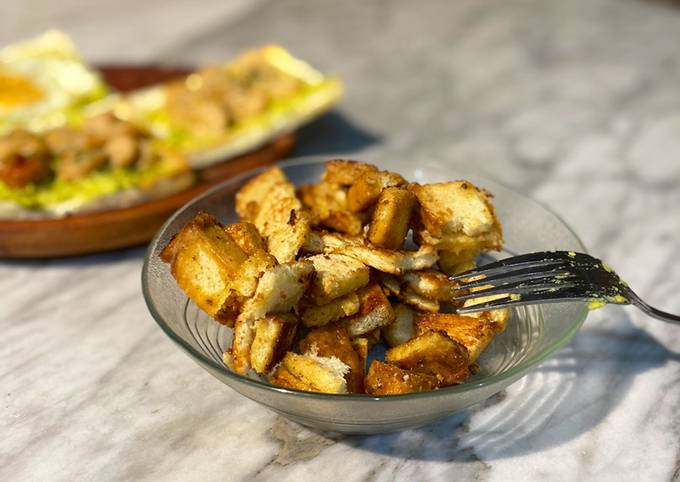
xmin=450 ymin=251 xmax=680 ymax=324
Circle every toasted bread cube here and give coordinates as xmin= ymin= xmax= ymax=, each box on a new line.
xmin=367 ymin=187 xmax=417 ymax=249
xmin=235 ymin=167 xmax=292 ymax=221
xmin=402 ymin=270 xmax=457 ymax=301
xmin=401 ymin=288 xmax=440 ymax=312
xmin=383 ymin=303 xmax=416 ymax=347
xmin=300 ymin=324 xmax=364 ymax=393
xmin=462 ymin=296 xmax=510 ymax=334
xmin=160 ymin=213 xmax=247 ymax=324
xmin=365 ymin=360 xmax=439 ymax=395
xmin=344 ymin=284 xmax=395 ymax=337
xmin=410 ymin=181 xmax=503 ymax=254
xmin=259 ymin=197 xmax=312 ymax=264
xmin=347 ymin=169 xmax=407 ymax=212
xmin=223 ymin=222 xmax=267 ymax=255
xmin=308 ymin=254 xmax=370 ymax=304
xmin=299 ymin=182 xmax=347 ymax=215
xmin=299 ymin=182 xmax=364 ymax=235
xmin=322 ymin=160 xmax=378 ymax=185
xmin=385 ymin=331 xmax=469 ymax=386
xmin=269 ymin=352 xmax=349 ymax=394
xmin=219 ymin=250 xmax=278 ymax=325
xmin=438 ymin=250 xmax=478 ymax=276
xmin=351 ymin=337 xmax=370 ymax=372
xmin=306 ymin=232 xmax=438 ymax=275
xmin=236 ymin=166 xmax=311 ymax=263
xmin=250 ymin=314 xmax=298 ymax=374
xmin=301 ymin=292 xmax=360 ymax=327
xmin=232 ymin=260 xmax=314 ymax=374
xmin=416 ymin=313 xmax=498 ymax=363
xmin=320 ymin=210 xmax=364 ymax=236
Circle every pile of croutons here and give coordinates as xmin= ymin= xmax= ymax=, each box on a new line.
xmin=160 ymin=160 xmax=508 ymax=395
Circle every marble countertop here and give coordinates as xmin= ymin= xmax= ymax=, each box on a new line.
xmin=2 ymin=0 xmax=680 ymax=480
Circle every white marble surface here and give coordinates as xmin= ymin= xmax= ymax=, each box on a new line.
xmin=2 ymin=0 xmax=680 ymax=480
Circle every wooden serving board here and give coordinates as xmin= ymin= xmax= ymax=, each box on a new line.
xmin=0 ymin=65 xmax=295 ymax=258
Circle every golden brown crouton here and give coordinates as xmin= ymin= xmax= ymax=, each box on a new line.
xmin=308 ymin=253 xmax=370 ymax=304
xmin=347 ymin=169 xmax=407 ymax=212
xmin=223 ymin=222 xmax=267 ymax=255
xmin=322 ymin=159 xmax=378 ymax=185
xmin=367 ymin=187 xmax=417 ymax=249
xmin=376 ymin=273 xmax=441 ymax=313
xmin=269 ymin=352 xmax=349 ymax=394
xmin=235 ymin=166 xmax=311 ymax=263
xmin=250 ymin=314 xmax=298 ymax=374
xmin=304 ymin=232 xmax=439 ymax=275
xmin=260 ymin=198 xmax=312 ymax=264
xmin=160 ymin=213 xmax=248 ymax=324
xmin=462 ymin=294 xmax=510 ymax=334
xmin=383 ymin=303 xmax=416 ymax=347
xmin=400 ymin=288 xmax=440 ymax=312
xmin=300 ymin=324 xmax=364 ymax=393
xmin=438 ymin=249 xmax=478 ymax=276
xmin=300 ymin=292 xmax=360 ymax=327
xmin=232 ymin=260 xmax=314 ymax=374
xmin=365 ymin=360 xmax=439 ymax=395
xmin=218 ymin=250 xmax=278 ymax=325
xmin=415 ymin=313 xmax=498 ymax=363
xmin=344 ymin=284 xmax=395 ymax=337
xmin=410 ymin=181 xmax=503 ymax=254
xmin=235 ymin=167 xmax=292 ymax=221
xmin=299 ymin=182 xmax=365 ymax=236
xmin=402 ymin=270 xmax=457 ymax=301
xmin=385 ymin=331 xmax=470 ymax=386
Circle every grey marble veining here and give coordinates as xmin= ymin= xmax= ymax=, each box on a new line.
xmin=2 ymin=0 xmax=680 ymax=480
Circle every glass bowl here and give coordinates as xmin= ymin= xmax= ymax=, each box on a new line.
xmin=142 ymin=157 xmax=588 ymax=434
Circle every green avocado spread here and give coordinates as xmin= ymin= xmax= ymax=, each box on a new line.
xmin=0 ymin=163 xmax=172 ymax=209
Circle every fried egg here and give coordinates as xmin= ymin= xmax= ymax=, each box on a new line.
xmin=0 ymin=30 xmax=108 ymax=134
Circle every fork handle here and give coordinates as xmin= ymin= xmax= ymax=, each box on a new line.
xmin=629 ymin=293 xmax=680 ymax=325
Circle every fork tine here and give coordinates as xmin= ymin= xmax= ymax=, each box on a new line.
xmin=452 ymin=277 xmax=580 ymax=301
xmin=457 ymin=286 xmax=592 ymax=314
xmin=453 ymin=264 xmax=575 ymax=291
xmin=448 ymin=252 xmax=563 ymax=282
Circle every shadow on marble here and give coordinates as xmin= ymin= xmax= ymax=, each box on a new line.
xmin=331 ymin=308 xmax=680 ymax=462
xmin=291 ymin=111 xmax=381 ymax=157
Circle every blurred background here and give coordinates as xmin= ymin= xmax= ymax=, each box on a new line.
xmin=2 ymin=1 xmax=680 ymax=480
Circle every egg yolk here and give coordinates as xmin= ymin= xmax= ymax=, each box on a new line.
xmin=0 ymin=72 xmax=44 ymax=108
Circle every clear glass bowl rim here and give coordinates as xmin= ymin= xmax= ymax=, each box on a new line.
xmin=142 ymin=156 xmax=589 ymax=402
